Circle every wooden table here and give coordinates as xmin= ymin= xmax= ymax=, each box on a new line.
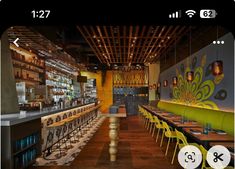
xmin=183 ymin=127 xmax=234 ymax=148
xmin=167 ymin=119 xmax=202 ymax=128
xmin=101 ymin=111 xmax=127 ymax=162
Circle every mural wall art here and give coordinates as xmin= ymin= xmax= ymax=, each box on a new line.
xmin=159 ymin=33 xmax=234 ymax=112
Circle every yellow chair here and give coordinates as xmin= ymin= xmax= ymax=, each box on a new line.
xmin=152 ymin=116 xmax=164 ymax=141
xmin=160 ymin=121 xmax=177 ymax=156
xmin=145 ymin=111 xmax=152 ymax=130
xmin=171 ymin=129 xmax=199 ymax=164
xmin=199 ymin=145 xmax=212 ymax=169
xmin=143 ymin=110 xmax=149 ymax=128
xmin=148 ymin=113 xmax=156 ymax=134
xmin=199 ymin=145 xmax=234 ymax=169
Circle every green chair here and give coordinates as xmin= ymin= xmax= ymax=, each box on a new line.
xmin=161 ymin=121 xmax=177 ymax=156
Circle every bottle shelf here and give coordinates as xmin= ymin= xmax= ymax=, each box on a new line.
xmin=13 ymin=64 xmax=44 ymax=74
xmin=12 ymin=56 xmax=44 ymax=69
xmin=15 ymin=77 xmax=42 ymax=84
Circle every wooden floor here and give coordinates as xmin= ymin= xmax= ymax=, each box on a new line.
xmin=30 ymin=115 xmax=182 ymax=169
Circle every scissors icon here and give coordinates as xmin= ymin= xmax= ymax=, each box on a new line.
xmin=213 ymin=152 xmax=224 ymax=162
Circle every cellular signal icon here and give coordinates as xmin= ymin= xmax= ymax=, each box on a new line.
xmin=169 ymin=10 xmax=181 ymax=18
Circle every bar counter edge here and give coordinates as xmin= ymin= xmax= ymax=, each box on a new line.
xmin=0 ymin=102 xmax=98 ymax=126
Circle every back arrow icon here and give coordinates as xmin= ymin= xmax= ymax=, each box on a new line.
xmin=13 ymin=38 xmax=19 ymax=47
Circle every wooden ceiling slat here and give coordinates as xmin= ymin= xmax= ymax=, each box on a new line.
xmin=117 ymin=27 xmax=122 ymax=63
xmin=137 ymin=27 xmax=152 ymax=63
xmin=127 ymin=26 xmax=133 ymax=65
xmin=144 ymin=26 xmax=172 ymax=63
xmin=110 ymin=26 xmax=118 ymax=64
xmin=90 ymin=26 xmax=109 ymax=65
xmin=77 ymin=26 xmax=103 ymax=63
xmin=123 ymin=26 xmax=126 ymax=64
xmin=142 ymin=26 xmax=160 ymax=63
xmin=77 ymin=26 xmax=191 ymax=67
xmin=149 ymin=26 xmax=178 ymax=63
xmin=97 ymin=26 xmax=112 ymax=64
xmin=130 ymin=26 xmax=139 ymax=64
xmin=135 ymin=26 xmax=146 ymax=64
xmin=154 ymin=26 xmax=188 ymax=62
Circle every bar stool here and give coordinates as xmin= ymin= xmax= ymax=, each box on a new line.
xmin=44 ymin=121 xmax=66 ymax=159
xmin=63 ymin=116 xmax=76 ymax=146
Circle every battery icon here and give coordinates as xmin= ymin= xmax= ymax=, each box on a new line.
xmin=200 ymin=9 xmax=217 ymax=18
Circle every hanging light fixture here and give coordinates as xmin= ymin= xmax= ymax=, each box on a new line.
xmin=153 ymin=84 xmax=157 ymax=89
xmin=186 ymin=71 xmax=194 ymax=82
xmin=186 ymin=26 xmax=194 ymax=82
xmin=163 ymin=80 xmax=168 ymax=87
xmin=212 ymin=60 xmax=223 ymax=75
xmin=172 ymin=76 xmax=178 ymax=86
xmin=172 ymin=37 xmax=178 ymax=86
xmin=157 ymin=82 xmax=161 ymax=88
xmin=212 ymin=26 xmax=223 ymax=76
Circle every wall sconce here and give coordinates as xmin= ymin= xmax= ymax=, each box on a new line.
xmin=163 ymin=80 xmax=168 ymax=87
xmin=212 ymin=60 xmax=223 ymax=76
xmin=157 ymin=82 xmax=161 ymax=88
xmin=172 ymin=76 xmax=178 ymax=86
xmin=152 ymin=84 xmax=157 ymax=89
xmin=186 ymin=71 xmax=194 ymax=82
xmin=149 ymin=85 xmax=153 ymax=90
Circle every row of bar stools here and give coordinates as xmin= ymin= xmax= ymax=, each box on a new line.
xmin=43 ymin=105 xmax=100 ymax=159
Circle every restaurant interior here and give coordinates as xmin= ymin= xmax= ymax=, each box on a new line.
xmin=1 ymin=25 xmax=234 ymax=169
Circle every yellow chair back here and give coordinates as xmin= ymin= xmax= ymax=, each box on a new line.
xmin=175 ymin=129 xmax=188 ymax=148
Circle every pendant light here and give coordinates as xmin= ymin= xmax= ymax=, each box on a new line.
xmin=163 ymin=53 xmax=168 ymax=87
xmin=172 ymin=36 xmax=178 ymax=87
xmin=157 ymin=82 xmax=161 ymax=88
xmin=212 ymin=26 xmax=223 ymax=76
xmin=163 ymin=80 xmax=168 ymax=87
xmin=172 ymin=77 xmax=178 ymax=86
xmin=187 ymin=26 xmax=194 ymax=82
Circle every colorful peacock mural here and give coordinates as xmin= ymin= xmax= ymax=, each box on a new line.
xmin=172 ymin=55 xmax=225 ymax=110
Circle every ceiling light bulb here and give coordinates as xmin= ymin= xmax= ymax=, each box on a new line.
xmin=167 ymin=36 xmax=170 ymax=39
xmin=93 ymin=35 xmax=96 ymax=38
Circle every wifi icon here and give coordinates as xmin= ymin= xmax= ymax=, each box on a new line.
xmin=185 ymin=10 xmax=196 ymax=18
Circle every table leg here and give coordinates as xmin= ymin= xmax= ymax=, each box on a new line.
xmin=109 ymin=116 xmax=119 ymax=162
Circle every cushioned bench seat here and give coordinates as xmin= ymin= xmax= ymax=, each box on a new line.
xmin=157 ymin=101 xmax=234 ymax=136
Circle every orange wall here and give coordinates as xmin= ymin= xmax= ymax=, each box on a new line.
xmin=81 ymin=71 xmax=113 ymax=113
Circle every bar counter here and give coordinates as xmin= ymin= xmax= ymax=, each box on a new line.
xmin=1 ymin=102 xmax=101 ymax=169
xmin=0 ymin=102 xmax=97 ymax=126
